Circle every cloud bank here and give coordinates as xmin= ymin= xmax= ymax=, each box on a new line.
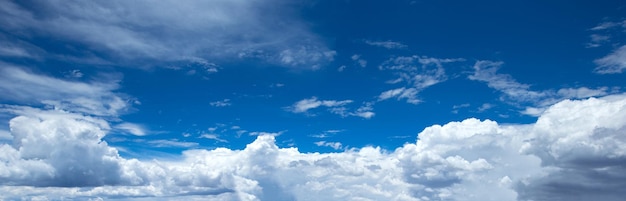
xmin=1 ymin=94 xmax=626 ymax=200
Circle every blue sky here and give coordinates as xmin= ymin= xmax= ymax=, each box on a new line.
xmin=1 ymin=0 xmax=626 ymax=200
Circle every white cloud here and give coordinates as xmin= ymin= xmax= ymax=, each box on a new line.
xmin=310 ymin=129 xmax=344 ymax=138
xmin=469 ymin=60 xmax=612 ymax=114
xmin=0 ymin=64 xmax=130 ymax=116
xmin=314 ymin=141 xmax=343 ymax=150
xmin=352 ymin=103 xmax=376 ymax=119
xmin=0 ymin=0 xmax=335 ymax=68
xmin=520 ymin=106 xmax=546 ymax=117
xmin=364 ymin=40 xmax=408 ymax=49
xmin=210 ymin=99 xmax=232 ymax=107
xmin=328 ymin=102 xmax=376 ymax=119
xmin=337 ymin=65 xmax=347 ymax=72
xmin=469 ymin=61 xmax=546 ymax=102
xmin=378 ymin=87 xmax=420 ymax=104
xmin=147 ymin=139 xmax=199 ymax=148
xmin=115 ymin=123 xmax=148 ymax=136
xmin=288 ymin=97 xmax=353 ymax=113
xmin=594 ymin=45 xmax=626 ymax=74
xmin=65 ymin=69 xmax=84 ymax=78
xmin=586 ymin=34 xmax=610 ymax=48
xmin=351 ymin=54 xmax=367 ymax=67
xmin=590 ymin=20 xmax=625 ymax=31
xmin=199 ymin=134 xmax=228 ymax=143
xmin=452 ymin=103 xmax=470 ymax=109
xmin=270 ymin=83 xmax=285 ymax=88
xmin=248 ymin=131 xmax=285 ymax=137
xmin=378 ymin=55 xmax=464 ymax=104
xmin=1 ymin=94 xmax=626 ymax=200
xmin=477 ymin=103 xmax=494 ymax=112
xmin=556 ymin=87 xmax=608 ymax=98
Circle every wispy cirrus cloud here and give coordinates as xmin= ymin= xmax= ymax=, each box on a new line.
xmin=115 ymin=123 xmax=148 ymax=136
xmin=594 ymin=45 xmax=626 ymax=74
xmin=288 ymin=97 xmax=353 ymax=113
xmin=378 ymin=55 xmax=465 ymax=104
xmin=288 ymin=97 xmax=375 ymax=119
xmin=0 ymin=64 xmax=132 ymax=117
xmin=0 ymin=0 xmax=335 ymax=69
xmin=469 ymin=60 xmax=611 ymax=115
xmin=588 ymin=20 xmax=626 ymax=74
xmin=209 ymin=99 xmax=232 ymax=107
xmin=364 ymin=40 xmax=407 ymax=49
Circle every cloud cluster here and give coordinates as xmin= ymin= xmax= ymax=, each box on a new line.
xmin=0 ymin=0 xmax=334 ymax=68
xmin=287 ymin=97 xmax=374 ymax=119
xmin=1 ymin=93 xmax=626 ymax=200
xmin=378 ymin=55 xmax=465 ymax=104
xmin=588 ymin=20 xmax=626 ymax=74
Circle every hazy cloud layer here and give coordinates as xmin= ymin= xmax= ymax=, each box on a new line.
xmin=1 ymin=94 xmax=625 ymax=200
xmin=0 ymin=0 xmax=335 ymax=68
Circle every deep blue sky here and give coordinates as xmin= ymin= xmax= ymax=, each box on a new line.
xmin=1 ymin=0 xmax=625 ymax=156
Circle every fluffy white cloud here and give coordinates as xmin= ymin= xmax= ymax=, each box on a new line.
xmin=0 ymin=0 xmax=334 ymax=68
xmin=594 ymin=45 xmax=626 ymax=74
xmin=2 ymin=94 xmax=626 ymax=200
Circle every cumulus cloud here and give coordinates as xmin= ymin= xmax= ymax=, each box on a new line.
xmin=1 ymin=94 xmax=626 ymax=200
xmin=0 ymin=0 xmax=334 ymax=68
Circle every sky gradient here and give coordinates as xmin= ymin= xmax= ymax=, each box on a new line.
xmin=1 ymin=0 xmax=626 ymax=200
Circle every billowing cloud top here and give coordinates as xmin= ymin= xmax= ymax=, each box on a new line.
xmin=1 ymin=94 xmax=625 ymax=200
